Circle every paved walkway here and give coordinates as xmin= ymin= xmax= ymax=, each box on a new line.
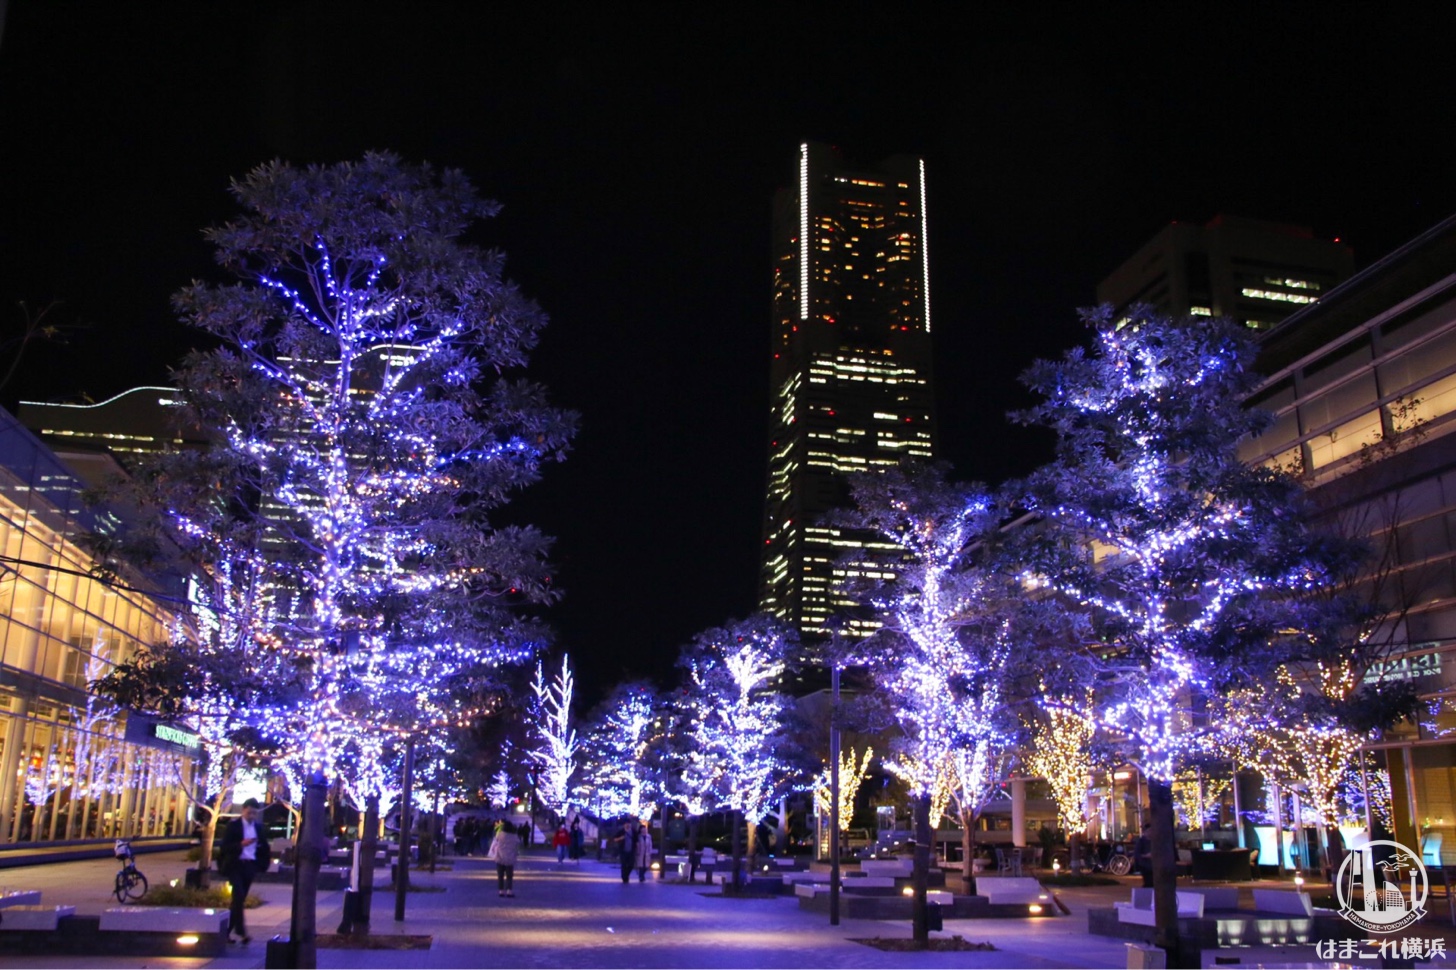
xmin=0 ymin=851 xmax=1163 ymax=969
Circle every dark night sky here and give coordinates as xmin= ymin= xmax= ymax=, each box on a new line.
xmin=3 ymin=3 xmax=1456 ymax=706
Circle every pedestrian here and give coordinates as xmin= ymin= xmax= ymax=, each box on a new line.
xmin=1134 ymin=822 xmax=1154 ymax=888
xmin=219 ymin=798 xmax=271 ymax=945
xmin=569 ymin=817 xmax=584 ymax=863
xmin=488 ymin=820 xmax=522 ymax=898
xmin=633 ymin=821 xmax=654 ymax=882
xmin=553 ymin=824 xmax=571 ymax=864
xmin=616 ymin=818 xmax=636 ymax=884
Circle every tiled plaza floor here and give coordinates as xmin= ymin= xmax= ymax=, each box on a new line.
xmin=14 ymin=849 xmax=1445 ymax=969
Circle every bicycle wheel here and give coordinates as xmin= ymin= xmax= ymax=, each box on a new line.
xmin=1107 ymin=854 xmax=1132 ymax=876
xmin=123 ymin=868 xmax=149 ymax=901
xmin=114 ymin=870 xmax=130 ymax=903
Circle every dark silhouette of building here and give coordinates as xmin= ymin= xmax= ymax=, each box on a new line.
xmin=759 ymin=143 xmax=937 ymax=640
xmin=1098 ymin=215 xmax=1354 ymax=330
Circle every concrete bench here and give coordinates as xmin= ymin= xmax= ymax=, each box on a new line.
xmin=926 ymin=889 xmax=954 ymax=907
xmin=977 ymin=877 xmax=1050 ymax=905
xmin=97 ymin=907 xmax=229 ymax=934
xmin=1182 ymin=886 xmax=1239 ymax=910
xmin=0 ymin=905 xmax=75 ymax=931
xmin=795 ymin=879 xmax=895 ymax=896
xmin=780 ymin=871 xmax=819 ymax=884
xmin=0 ymin=891 xmax=42 ymax=909
xmin=1251 ymin=889 xmax=1312 ymax=917
xmin=1115 ymin=890 xmax=1206 ymax=925
xmin=861 ymin=859 xmax=914 ymax=878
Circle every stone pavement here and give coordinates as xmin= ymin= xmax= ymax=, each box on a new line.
xmin=0 ymin=850 xmax=1139 ymax=969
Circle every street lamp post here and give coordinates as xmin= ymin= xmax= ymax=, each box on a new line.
xmin=829 ymin=660 xmax=841 ymax=926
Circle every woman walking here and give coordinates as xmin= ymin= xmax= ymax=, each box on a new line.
xmin=633 ymin=821 xmax=654 ymax=883
xmin=489 ymin=820 xmax=523 ymax=898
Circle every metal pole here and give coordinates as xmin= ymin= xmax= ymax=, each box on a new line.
xmin=395 ymin=738 xmax=415 ymax=922
xmin=829 ymin=661 xmax=841 ymax=926
xmin=1231 ymin=765 xmax=1245 ymax=849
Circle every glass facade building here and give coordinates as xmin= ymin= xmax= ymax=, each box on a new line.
xmin=1244 ymin=213 xmax=1456 ymax=863
xmin=759 ymin=142 xmax=937 ymax=640
xmin=0 ymin=407 xmax=197 ymax=844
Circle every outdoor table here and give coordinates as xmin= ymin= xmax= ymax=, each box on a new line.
xmin=1190 ymin=848 xmax=1253 ymax=881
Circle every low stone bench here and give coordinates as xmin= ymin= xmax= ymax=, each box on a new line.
xmin=1251 ymin=889 xmax=1313 ymax=917
xmin=98 ymin=906 xmax=229 ymax=934
xmin=1181 ymin=886 xmax=1239 ymax=910
xmin=926 ymin=889 xmax=954 ymax=906
xmin=977 ymin=877 xmax=1049 ymax=905
xmin=780 ymin=871 xmax=819 ymax=884
xmin=0 ymin=891 xmax=42 ymax=909
xmin=0 ymin=905 xmax=75 ymax=931
xmin=1115 ymin=890 xmax=1205 ymax=926
xmin=860 ymin=859 xmax=913 ymax=878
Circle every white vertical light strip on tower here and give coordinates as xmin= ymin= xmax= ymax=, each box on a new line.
xmin=799 ymin=143 xmax=810 ymax=321
xmin=919 ymin=157 xmax=932 ymax=334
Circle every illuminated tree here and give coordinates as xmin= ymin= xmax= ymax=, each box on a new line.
xmin=93 ymin=552 xmax=298 ymax=881
xmin=814 ymin=746 xmax=873 ymax=835
xmin=1025 ymin=690 xmax=1099 ymax=863
xmin=675 ymin=616 xmax=794 ymax=890
xmin=840 ymin=464 xmax=1024 ymax=942
xmin=577 ymin=682 xmax=664 ymax=819
xmin=166 ymin=151 xmax=573 ymax=771
xmin=97 ymin=153 xmax=572 ymax=933
xmin=528 ymin=654 xmax=579 ymax=817
xmin=1013 ymin=306 xmax=1360 ymax=954
xmin=1171 ymin=770 xmax=1230 ymax=829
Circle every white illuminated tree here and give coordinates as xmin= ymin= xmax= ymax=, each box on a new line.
xmin=577 ymin=682 xmax=663 ymax=819
xmin=840 ymin=463 xmax=1027 ymax=940
xmin=675 ymin=616 xmax=794 ymax=890
xmin=528 ymin=655 xmax=579 ymax=817
xmin=1013 ymin=306 xmax=1360 ymax=954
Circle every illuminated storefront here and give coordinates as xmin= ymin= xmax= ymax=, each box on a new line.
xmin=0 ymin=407 xmax=196 ymax=843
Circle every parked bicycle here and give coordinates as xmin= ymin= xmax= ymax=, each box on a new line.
xmin=1088 ymin=840 xmax=1134 ymax=876
xmin=113 ymin=839 xmax=149 ymax=903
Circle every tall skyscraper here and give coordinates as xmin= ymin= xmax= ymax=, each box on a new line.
xmin=759 ymin=142 xmax=937 ymax=639
xmin=1097 ymin=214 xmax=1354 ymax=330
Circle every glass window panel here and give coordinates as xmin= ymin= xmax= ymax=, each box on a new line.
xmin=1308 ymin=410 xmax=1384 ymax=469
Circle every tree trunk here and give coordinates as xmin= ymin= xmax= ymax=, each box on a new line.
xmin=911 ymin=793 xmax=931 ymax=946
xmin=960 ymin=806 xmax=976 ymax=893
xmin=289 ymin=772 xmax=327 ymax=970
xmin=747 ymin=814 xmax=758 ymax=872
xmin=350 ymin=795 xmax=379 ymax=939
xmin=1148 ymin=778 xmax=1179 ymax=960
xmin=395 ymin=739 xmax=415 ymax=921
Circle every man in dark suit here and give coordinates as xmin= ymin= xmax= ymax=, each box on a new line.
xmin=219 ymin=798 xmax=270 ymax=944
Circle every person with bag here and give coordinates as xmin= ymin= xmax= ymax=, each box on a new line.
xmin=218 ymin=798 xmax=271 ymax=944
xmin=489 ymin=820 xmax=522 ymax=897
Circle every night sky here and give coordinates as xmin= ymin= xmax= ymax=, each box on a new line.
xmin=3 ymin=4 xmax=1455 ymax=706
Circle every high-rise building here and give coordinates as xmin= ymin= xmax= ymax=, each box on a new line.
xmin=759 ymin=142 xmax=937 ymax=639
xmin=1097 ymin=214 xmax=1354 ymax=330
